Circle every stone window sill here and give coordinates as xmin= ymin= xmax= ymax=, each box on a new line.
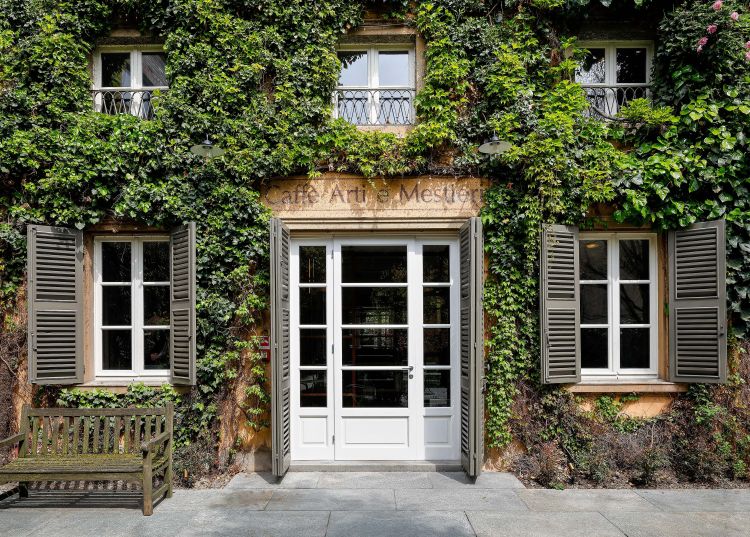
xmin=567 ymin=380 xmax=688 ymax=393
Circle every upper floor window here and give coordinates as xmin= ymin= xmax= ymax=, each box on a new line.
xmin=334 ymin=46 xmax=416 ymax=126
xmin=92 ymin=48 xmax=168 ymax=119
xmin=575 ymin=42 xmax=652 ymax=119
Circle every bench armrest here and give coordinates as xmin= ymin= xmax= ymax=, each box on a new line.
xmin=0 ymin=433 xmax=25 ymax=449
xmin=141 ymin=431 xmax=171 ymax=455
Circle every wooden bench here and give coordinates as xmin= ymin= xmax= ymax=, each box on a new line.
xmin=0 ymin=404 xmax=174 ymax=515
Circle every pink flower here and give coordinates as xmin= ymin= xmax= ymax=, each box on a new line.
xmin=697 ymin=45 xmax=704 ymax=53
xmin=730 ymin=11 xmax=739 ymax=21
xmin=698 ymin=36 xmax=709 ymax=46
xmin=746 ymin=40 xmax=750 ymax=49
xmin=712 ymin=0 xmax=723 ymax=10
xmin=746 ymin=50 xmax=750 ymax=61
xmin=707 ymin=24 xmax=718 ymax=34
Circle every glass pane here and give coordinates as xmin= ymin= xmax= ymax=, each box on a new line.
xmin=101 ymin=53 xmax=131 ymax=87
xmin=342 ymin=328 xmax=408 ymax=366
xmin=143 ymin=241 xmax=169 ymax=282
xmin=102 ymin=242 xmax=131 ymax=282
xmin=620 ymin=328 xmax=650 ymax=368
xmin=342 ymin=287 xmax=407 ymax=325
xmin=579 ymin=240 xmax=607 ymax=280
xmin=300 ymin=246 xmax=326 ymax=284
xmin=423 ymin=287 xmax=450 ymax=324
xmin=619 ymin=240 xmax=649 ymax=280
xmin=300 ymin=287 xmax=326 ymax=325
xmin=575 ymin=48 xmax=606 ymax=84
xmin=580 ymin=284 xmax=608 ymax=324
xmin=102 ymin=286 xmax=131 ymax=325
xmin=300 ymin=329 xmax=327 ymax=366
xmin=378 ymin=51 xmax=410 ymax=86
xmin=338 ymin=51 xmax=368 ymax=86
xmin=341 ymin=370 xmax=408 ymax=408
xmin=300 ymin=371 xmax=327 ymax=407
xmin=144 ymin=329 xmax=169 ymax=370
xmin=144 ymin=286 xmax=170 ymax=326
xmin=424 ymin=327 xmax=450 ymax=366
xmin=423 ymin=245 xmax=450 ymax=283
xmin=620 ymin=284 xmax=650 ymax=324
xmin=424 ymin=370 xmax=450 ymax=407
xmin=342 ymin=246 xmax=407 ymax=283
xmin=616 ymin=48 xmax=647 ymax=84
xmin=102 ymin=329 xmax=132 ymax=370
xmin=581 ymin=327 xmax=608 ymax=369
xmin=142 ymin=52 xmax=167 ymax=86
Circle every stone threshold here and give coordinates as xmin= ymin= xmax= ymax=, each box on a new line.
xmin=289 ymin=460 xmax=463 ymax=472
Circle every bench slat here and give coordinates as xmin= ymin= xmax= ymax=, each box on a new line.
xmin=28 ymin=408 xmax=166 ymax=417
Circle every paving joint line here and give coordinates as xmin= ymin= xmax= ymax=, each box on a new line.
xmin=632 ymin=489 xmax=665 ymax=511
xmin=463 ymin=510 xmax=479 ymax=537
xmin=598 ymin=510 xmax=632 ymax=537
xmin=511 ymin=489 xmax=533 ymax=511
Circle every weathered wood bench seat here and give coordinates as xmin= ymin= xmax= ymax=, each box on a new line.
xmin=0 ymin=404 xmax=174 ymax=515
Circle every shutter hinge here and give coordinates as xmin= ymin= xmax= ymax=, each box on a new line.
xmin=331 ymin=343 xmax=334 ymax=354
xmin=332 ymin=434 xmax=335 ymax=444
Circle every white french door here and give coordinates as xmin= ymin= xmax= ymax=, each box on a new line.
xmin=290 ymin=236 xmax=459 ymax=461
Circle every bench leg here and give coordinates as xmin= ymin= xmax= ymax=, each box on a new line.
xmin=19 ymin=482 xmax=29 ymax=498
xmin=166 ymin=450 xmax=173 ymax=499
xmin=143 ymin=465 xmax=153 ymax=516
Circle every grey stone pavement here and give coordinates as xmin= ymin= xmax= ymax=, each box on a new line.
xmin=2 ymin=472 xmax=750 ymax=536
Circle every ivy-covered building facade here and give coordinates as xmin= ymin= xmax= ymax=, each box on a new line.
xmin=2 ymin=0 xmax=749 ymax=486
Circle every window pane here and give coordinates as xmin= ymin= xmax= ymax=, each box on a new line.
xmin=143 ymin=241 xmax=169 ymax=282
xmin=142 ymin=52 xmax=167 ymax=86
xmin=338 ymin=51 xmax=368 ymax=86
xmin=424 ymin=287 xmax=450 ymax=324
xmin=581 ymin=327 xmax=608 ymax=369
xmin=423 ymin=245 xmax=450 ymax=283
xmin=575 ymin=48 xmax=606 ymax=84
xmin=144 ymin=329 xmax=169 ymax=370
xmin=300 ymin=329 xmax=327 ymax=366
xmin=620 ymin=284 xmax=650 ymax=324
xmin=424 ymin=327 xmax=450 ymax=366
xmin=101 ymin=53 xmax=131 ymax=87
xmin=342 ymin=245 xmax=407 ymax=283
xmin=619 ymin=240 xmax=649 ymax=280
xmin=144 ymin=286 xmax=170 ymax=326
xmin=342 ymin=370 xmax=408 ymax=408
xmin=378 ymin=51 xmax=409 ymax=86
xmin=102 ymin=286 xmax=131 ymax=325
xmin=342 ymin=328 xmax=408 ymax=366
xmin=102 ymin=329 xmax=132 ymax=370
xmin=616 ymin=48 xmax=647 ymax=84
xmin=579 ymin=240 xmax=607 ymax=280
xmin=102 ymin=242 xmax=131 ymax=282
xmin=424 ymin=370 xmax=450 ymax=407
xmin=580 ymin=284 xmax=608 ymax=324
xmin=299 ymin=246 xmax=326 ymax=283
xmin=300 ymin=371 xmax=327 ymax=407
xmin=300 ymin=287 xmax=326 ymax=325
xmin=620 ymin=328 xmax=650 ymax=368
xmin=342 ymin=287 xmax=407 ymax=325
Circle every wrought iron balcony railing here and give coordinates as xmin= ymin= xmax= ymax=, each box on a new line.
xmin=91 ymin=89 xmax=165 ymax=120
xmin=580 ymin=85 xmax=650 ymax=120
xmin=333 ymin=88 xmax=416 ymax=126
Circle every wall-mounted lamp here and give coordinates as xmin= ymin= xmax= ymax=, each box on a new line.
xmin=190 ymin=137 xmax=225 ymax=159
xmin=478 ymin=134 xmax=512 ymax=155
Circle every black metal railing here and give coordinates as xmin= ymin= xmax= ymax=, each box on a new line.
xmin=581 ymin=85 xmax=650 ymax=120
xmin=333 ymin=89 xmax=415 ymax=126
xmin=91 ymin=89 xmax=165 ymax=120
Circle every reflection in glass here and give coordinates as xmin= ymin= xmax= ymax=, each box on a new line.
xmin=424 ymin=370 xmax=450 ymax=407
xmin=423 ymin=245 xmax=450 ymax=283
xmin=579 ymin=240 xmax=607 ymax=280
xmin=620 ymin=328 xmax=650 ymax=368
xmin=300 ymin=287 xmax=326 ymax=325
xmin=424 ymin=328 xmax=450 ymax=366
xmin=575 ymin=48 xmax=606 ymax=84
xmin=616 ymin=48 xmax=647 ymax=84
xmin=342 ymin=328 xmax=407 ymax=366
xmin=619 ymin=240 xmax=649 ymax=280
xmin=581 ymin=327 xmax=608 ymax=369
xmin=338 ymin=51 xmax=368 ymax=86
xmin=101 ymin=53 xmax=131 ymax=87
xmin=342 ymin=287 xmax=407 ymax=325
xmin=102 ymin=329 xmax=132 ymax=370
xmin=423 ymin=287 xmax=450 ymax=324
xmin=378 ymin=51 xmax=410 ymax=86
xmin=143 ymin=241 xmax=169 ymax=282
xmin=620 ymin=284 xmax=649 ymax=324
xmin=144 ymin=330 xmax=169 ymax=370
xmin=144 ymin=286 xmax=170 ymax=325
xmin=580 ymin=284 xmax=608 ymax=324
xmin=300 ymin=371 xmax=327 ymax=407
xmin=300 ymin=329 xmax=327 ymax=366
xmin=142 ymin=53 xmax=167 ymax=86
xmin=300 ymin=246 xmax=326 ymax=283
xmin=342 ymin=370 xmax=408 ymax=408
xmin=102 ymin=242 xmax=131 ymax=282
xmin=102 ymin=286 xmax=131 ymax=325
xmin=342 ymin=246 xmax=407 ymax=283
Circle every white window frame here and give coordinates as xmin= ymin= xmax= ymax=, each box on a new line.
xmin=94 ymin=236 xmax=171 ymax=381
xmin=576 ymin=41 xmax=654 ymax=88
xmin=579 ymin=233 xmax=658 ymax=381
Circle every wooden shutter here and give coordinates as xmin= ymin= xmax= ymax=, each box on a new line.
xmin=668 ymin=220 xmax=727 ymax=383
xmin=27 ymin=225 xmax=84 ymax=384
xmin=270 ymin=218 xmax=291 ymax=477
xmin=170 ymin=223 xmax=197 ymax=385
xmin=459 ymin=217 xmax=484 ymax=478
xmin=540 ymin=224 xmax=581 ymax=384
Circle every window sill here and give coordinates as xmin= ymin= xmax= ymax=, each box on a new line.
xmin=355 ymin=124 xmax=415 ymax=137
xmin=567 ymin=380 xmax=688 ymax=393
xmin=77 ymin=378 xmax=173 ymax=390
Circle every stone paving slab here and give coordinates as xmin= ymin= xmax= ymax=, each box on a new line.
xmin=517 ymin=489 xmax=659 ymax=512
xmin=226 ymin=472 xmax=321 ymax=489
xmin=157 ymin=489 xmax=273 ymax=511
xmin=636 ymin=489 xmax=750 ymax=512
xmin=429 ymin=472 xmax=525 ymax=489
xmin=395 ymin=488 xmax=528 ymax=511
xmin=266 ymin=488 xmax=396 ymax=511
xmin=327 ymin=511 xmax=475 ymax=537
xmin=467 ymin=511 xmax=626 ymax=537
xmin=28 ymin=508 xmax=194 ymax=537
xmin=183 ymin=509 xmax=330 ymax=537
xmin=603 ymin=511 xmax=750 ymax=537
xmin=316 ymin=471 xmax=433 ymax=489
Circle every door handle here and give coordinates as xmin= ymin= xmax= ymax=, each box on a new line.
xmin=402 ymin=365 xmax=414 ymax=379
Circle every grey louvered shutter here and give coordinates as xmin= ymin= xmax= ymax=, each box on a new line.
xmin=270 ymin=218 xmax=291 ymax=477
xmin=668 ymin=220 xmax=727 ymax=383
xmin=27 ymin=225 xmax=84 ymax=384
xmin=459 ymin=217 xmax=484 ymax=478
xmin=540 ymin=224 xmax=581 ymax=383
xmin=170 ymin=223 xmax=197 ymax=385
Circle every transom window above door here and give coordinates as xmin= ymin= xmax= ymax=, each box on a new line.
xmin=334 ymin=46 xmax=416 ymax=126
